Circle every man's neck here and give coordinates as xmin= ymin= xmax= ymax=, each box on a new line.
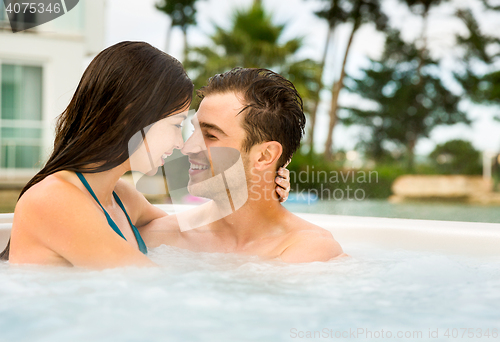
xmin=210 ymin=182 xmax=289 ymax=248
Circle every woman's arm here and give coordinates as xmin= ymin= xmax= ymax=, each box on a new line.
xmin=114 ymin=178 xmax=168 ymax=227
xmin=275 ymin=166 xmax=290 ymax=202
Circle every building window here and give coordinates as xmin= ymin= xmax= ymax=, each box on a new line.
xmin=0 ymin=4 xmax=5 ymax=22
xmin=0 ymin=64 xmax=43 ymax=170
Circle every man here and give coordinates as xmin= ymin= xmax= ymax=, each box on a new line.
xmin=140 ymin=68 xmax=345 ymax=263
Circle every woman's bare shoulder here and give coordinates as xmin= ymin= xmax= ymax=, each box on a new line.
xmin=11 ymin=173 xmax=98 ymax=257
xmin=9 ymin=174 xmax=82 ymax=265
xmin=14 ymin=171 xmax=101 ymax=234
xmin=18 ymin=172 xmax=84 ymax=206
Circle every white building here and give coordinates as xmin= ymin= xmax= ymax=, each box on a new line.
xmin=0 ymin=0 xmax=105 ymax=181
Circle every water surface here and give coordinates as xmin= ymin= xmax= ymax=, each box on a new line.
xmin=0 ymin=244 xmax=499 ymax=342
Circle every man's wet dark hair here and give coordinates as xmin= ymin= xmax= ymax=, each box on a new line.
xmin=197 ymin=68 xmax=305 ymax=169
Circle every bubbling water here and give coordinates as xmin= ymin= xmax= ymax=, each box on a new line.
xmin=0 ymin=244 xmax=499 ymax=342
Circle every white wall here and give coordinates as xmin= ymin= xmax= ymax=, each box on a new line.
xmin=0 ymin=0 xmax=105 ymax=178
xmin=0 ymin=34 xmax=85 ymax=165
xmin=84 ymin=0 xmax=106 ymax=56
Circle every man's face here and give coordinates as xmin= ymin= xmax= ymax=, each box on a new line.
xmin=181 ymin=92 xmax=249 ymax=189
xmin=181 ymin=92 xmax=246 ymax=178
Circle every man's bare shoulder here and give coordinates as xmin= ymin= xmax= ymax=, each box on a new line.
xmin=282 ymin=213 xmax=333 ymax=238
xmin=279 ymin=213 xmax=346 ymax=263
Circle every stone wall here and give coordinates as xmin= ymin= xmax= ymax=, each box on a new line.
xmin=390 ymin=175 xmax=500 ymax=204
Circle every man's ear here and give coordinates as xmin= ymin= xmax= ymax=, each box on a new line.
xmin=254 ymin=141 xmax=282 ymax=171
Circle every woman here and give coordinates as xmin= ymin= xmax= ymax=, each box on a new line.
xmin=0 ymin=41 xmax=289 ymax=269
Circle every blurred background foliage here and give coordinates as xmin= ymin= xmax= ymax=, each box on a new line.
xmin=156 ymin=0 xmax=500 ymax=198
xmin=182 ymin=1 xmax=321 ymax=109
xmin=429 ymin=139 xmax=482 ymax=175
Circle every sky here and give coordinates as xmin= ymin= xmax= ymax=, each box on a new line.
xmin=104 ymin=0 xmax=500 ymax=157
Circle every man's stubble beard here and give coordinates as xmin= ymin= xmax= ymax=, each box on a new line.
xmin=187 ymin=150 xmax=251 ymax=203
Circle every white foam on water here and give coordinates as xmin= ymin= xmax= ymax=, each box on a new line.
xmin=1 ymin=243 xmax=499 ymax=342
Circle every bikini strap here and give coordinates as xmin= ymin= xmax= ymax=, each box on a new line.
xmin=113 ymin=192 xmax=148 ymax=254
xmin=75 ymin=172 xmax=126 ymax=240
xmin=76 ymin=172 xmax=105 ymax=210
xmin=112 ymin=192 xmax=134 ymax=228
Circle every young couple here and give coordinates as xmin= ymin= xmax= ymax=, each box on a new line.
xmin=1 ymin=41 xmax=345 ymax=269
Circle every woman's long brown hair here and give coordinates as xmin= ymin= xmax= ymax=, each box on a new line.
xmin=0 ymin=41 xmax=193 ymax=260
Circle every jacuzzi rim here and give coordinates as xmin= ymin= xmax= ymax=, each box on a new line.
xmin=1 ymin=204 xmax=500 ymax=257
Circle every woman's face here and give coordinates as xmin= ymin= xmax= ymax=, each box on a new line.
xmin=128 ymin=106 xmax=189 ymax=175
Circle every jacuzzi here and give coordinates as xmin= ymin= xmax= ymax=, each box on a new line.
xmin=1 ymin=205 xmax=499 ymax=342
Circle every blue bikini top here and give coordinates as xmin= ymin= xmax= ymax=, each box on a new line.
xmin=76 ymin=172 xmax=148 ymax=255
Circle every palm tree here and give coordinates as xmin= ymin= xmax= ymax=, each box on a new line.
xmin=155 ymin=0 xmax=199 ymax=60
xmin=185 ymin=2 xmax=321 ymax=112
xmin=321 ymin=0 xmax=388 ymax=160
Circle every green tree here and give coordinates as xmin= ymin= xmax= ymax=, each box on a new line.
xmin=320 ymin=0 xmax=389 ymax=160
xmin=156 ymin=0 xmax=199 ymax=60
xmin=429 ymin=139 xmax=482 ymax=175
xmin=185 ymin=2 xmax=321 ymax=111
xmin=341 ymin=31 xmax=470 ymax=170
xmin=454 ymin=7 xmax=500 ymax=120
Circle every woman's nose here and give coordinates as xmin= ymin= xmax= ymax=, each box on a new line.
xmin=174 ymin=131 xmax=184 ymax=150
xmin=181 ymin=134 xmax=204 ymax=155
